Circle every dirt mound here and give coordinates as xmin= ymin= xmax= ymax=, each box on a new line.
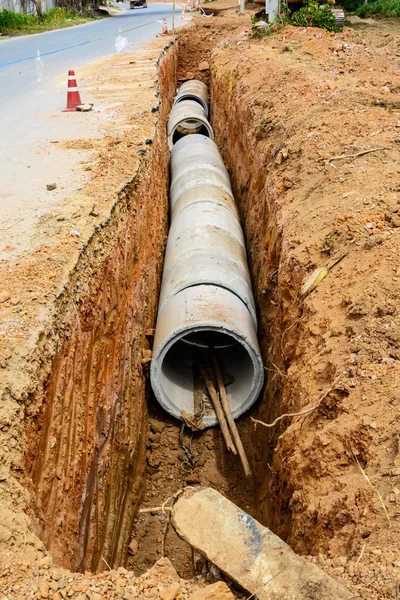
xmin=208 ymin=19 xmax=400 ymax=600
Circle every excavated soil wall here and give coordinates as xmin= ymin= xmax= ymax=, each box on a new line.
xmin=22 ymin=43 xmax=178 ymax=573
xmin=210 ymin=24 xmax=400 ymax=575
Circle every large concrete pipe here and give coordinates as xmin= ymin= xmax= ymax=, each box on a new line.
xmin=172 ymin=79 xmax=209 ymax=117
xmin=151 ymin=134 xmax=264 ymax=427
xmin=167 ymin=100 xmax=214 ymax=150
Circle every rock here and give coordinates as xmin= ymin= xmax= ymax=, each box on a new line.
xmin=87 ymin=592 xmax=102 ymax=600
xmin=198 ymin=61 xmax=210 ymax=71
xmin=47 ymin=183 xmax=57 ymax=191
xmin=38 ymin=556 xmax=53 ymax=568
xmin=332 ymin=556 xmax=347 ymax=568
xmin=189 ymin=582 xmax=234 ymax=600
xmin=0 ymin=291 xmax=10 ymax=303
xmin=159 ymin=583 xmax=181 ymax=600
xmin=53 ymin=593 xmax=63 ymax=600
xmin=149 ymin=420 xmax=166 ymax=434
xmin=39 ymin=581 xmax=50 ymax=598
xmin=172 ymin=488 xmax=350 ymax=600
xmin=391 ymin=215 xmax=400 ymax=227
xmin=0 ymin=524 xmax=12 ymax=542
xmin=390 ymin=204 xmax=400 ymax=213
xmin=365 ymin=221 xmax=376 ymax=230
xmin=128 ymin=539 xmax=139 ymax=555
xmin=76 ymin=104 xmax=93 ymax=112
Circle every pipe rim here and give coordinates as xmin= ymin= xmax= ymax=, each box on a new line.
xmin=151 ymin=323 xmax=264 ymax=426
xmin=173 ymin=94 xmax=209 ymax=117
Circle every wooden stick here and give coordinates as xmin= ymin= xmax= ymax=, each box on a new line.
xmin=210 ymin=347 xmax=252 ymax=478
xmin=196 ymin=359 xmax=237 ymax=454
xmin=328 ymin=147 xmax=387 ymax=163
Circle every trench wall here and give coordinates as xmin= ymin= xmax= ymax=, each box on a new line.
xmin=23 ymin=43 xmax=177 ymax=573
xmin=210 ymin=64 xmax=291 ymax=531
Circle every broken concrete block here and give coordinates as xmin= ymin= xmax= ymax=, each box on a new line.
xmin=189 ymin=582 xmax=234 ymax=600
xmin=172 ymin=488 xmax=351 ymax=600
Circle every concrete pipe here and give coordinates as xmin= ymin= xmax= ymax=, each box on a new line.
xmin=157 ymin=202 xmax=257 ymax=326
xmin=173 ymin=79 xmax=209 ymax=117
xmin=170 ymin=145 xmax=232 ymax=211
xmin=167 ymin=100 xmax=214 ymax=150
xmin=151 ymin=286 xmax=264 ymax=427
xmin=172 ymin=185 xmax=239 ymax=221
xmin=151 ymin=134 xmax=264 ymax=426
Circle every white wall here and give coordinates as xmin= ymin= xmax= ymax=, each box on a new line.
xmin=0 ymin=0 xmax=56 ymax=14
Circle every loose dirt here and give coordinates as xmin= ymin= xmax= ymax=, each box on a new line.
xmin=207 ymin=13 xmax=400 ymax=600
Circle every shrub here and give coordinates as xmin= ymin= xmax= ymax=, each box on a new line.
xmin=289 ymin=0 xmax=340 ymax=31
xmin=356 ymin=0 xmax=400 ymax=16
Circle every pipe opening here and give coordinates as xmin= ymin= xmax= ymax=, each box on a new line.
xmin=160 ymin=328 xmax=256 ymax=423
xmin=173 ymin=93 xmax=208 ymax=115
xmin=172 ymin=121 xmax=213 ymax=146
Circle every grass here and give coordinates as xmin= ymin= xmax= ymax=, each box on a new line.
xmin=0 ymin=7 xmax=106 ymax=36
xmin=356 ymin=0 xmax=400 ymax=17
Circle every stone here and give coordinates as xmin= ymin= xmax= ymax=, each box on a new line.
xmin=332 ymin=556 xmax=347 ymax=568
xmin=39 ymin=581 xmax=50 ymax=598
xmin=47 ymin=183 xmax=57 ymax=191
xmin=128 ymin=539 xmax=139 ymax=555
xmin=149 ymin=420 xmax=166 ymax=434
xmin=391 ymin=215 xmax=400 ymax=227
xmin=159 ymin=583 xmax=181 ymax=600
xmin=87 ymin=592 xmax=102 ymax=600
xmin=198 ymin=61 xmax=210 ymax=71
xmin=189 ymin=582 xmax=234 ymax=600
xmin=38 ymin=556 xmax=53 ymax=568
xmin=0 ymin=291 xmax=10 ymax=303
xmin=172 ymin=488 xmax=350 ymax=600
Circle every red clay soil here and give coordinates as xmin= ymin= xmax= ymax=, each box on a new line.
xmin=208 ymin=17 xmax=400 ymax=600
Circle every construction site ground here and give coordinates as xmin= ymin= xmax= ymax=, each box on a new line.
xmin=1 ymin=3 xmax=400 ymax=599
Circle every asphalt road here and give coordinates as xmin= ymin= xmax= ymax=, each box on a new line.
xmin=0 ymin=4 xmax=175 ymax=259
xmin=0 ymin=4 xmax=174 ymax=98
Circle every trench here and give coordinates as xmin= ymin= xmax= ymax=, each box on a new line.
xmin=24 ymin=39 xmax=288 ymax=578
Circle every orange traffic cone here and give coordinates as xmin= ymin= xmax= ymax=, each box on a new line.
xmin=161 ymin=17 xmax=168 ymax=33
xmin=63 ymin=70 xmax=82 ymax=113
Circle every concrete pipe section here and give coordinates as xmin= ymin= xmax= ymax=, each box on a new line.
xmin=167 ymin=99 xmax=214 ymax=150
xmin=151 ymin=132 xmax=264 ymax=427
xmin=172 ymin=79 xmax=209 ymax=117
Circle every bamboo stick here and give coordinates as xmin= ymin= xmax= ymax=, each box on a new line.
xmin=196 ymin=359 xmax=237 ymax=454
xmin=210 ymin=347 xmax=252 ymax=478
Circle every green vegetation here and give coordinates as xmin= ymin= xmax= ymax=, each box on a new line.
xmin=287 ymin=0 xmax=340 ymax=31
xmin=341 ymin=0 xmax=400 ymax=17
xmin=356 ymin=0 xmax=400 ymax=17
xmin=251 ymin=0 xmax=340 ymax=37
xmin=0 ymin=7 xmax=104 ymax=35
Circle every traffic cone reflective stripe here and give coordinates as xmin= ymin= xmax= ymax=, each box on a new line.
xmin=63 ymin=70 xmax=82 ymax=113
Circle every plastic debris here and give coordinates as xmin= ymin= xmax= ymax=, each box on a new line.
xmin=36 ymin=50 xmax=44 ymax=82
